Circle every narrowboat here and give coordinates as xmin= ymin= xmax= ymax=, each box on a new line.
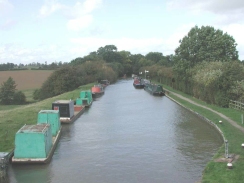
xmin=76 ymin=90 xmax=93 ymax=107
xmin=12 ymin=123 xmax=60 ymax=164
xmin=52 ymin=100 xmax=85 ymax=123
xmin=100 ymin=80 xmax=110 ymax=88
xmin=133 ymin=77 xmax=145 ymax=89
xmin=91 ymin=84 xmax=105 ymax=98
xmin=144 ymin=83 xmax=165 ymax=96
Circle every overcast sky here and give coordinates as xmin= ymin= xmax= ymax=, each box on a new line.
xmin=1 ymin=0 xmax=244 ymax=64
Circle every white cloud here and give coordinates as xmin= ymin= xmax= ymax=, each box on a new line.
xmin=83 ymin=0 xmax=102 ymax=14
xmin=67 ymin=14 xmax=93 ymax=31
xmin=219 ymin=23 xmax=244 ymax=60
xmin=66 ymin=0 xmax=102 ymax=31
xmin=0 ymin=0 xmax=13 ymax=16
xmin=0 ymin=43 xmax=71 ymax=64
xmin=38 ymin=0 xmax=102 ymax=31
xmin=0 ymin=19 xmax=17 ymax=30
xmin=38 ymin=0 xmax=64 ymax=18
xmin=166 ymin=0 xmax=244 ymax=24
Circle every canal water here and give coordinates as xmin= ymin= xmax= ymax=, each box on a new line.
xmin=7 ymin=79 xmax=223 ymax=183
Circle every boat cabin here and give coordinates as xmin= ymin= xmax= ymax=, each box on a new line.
xmin=37 ymin=110 xmax=61 ymax=136
xmin=14 ymin=124 xmax=52 ymax=159
xmin=52 ymin=100 xmax=74 ymax=119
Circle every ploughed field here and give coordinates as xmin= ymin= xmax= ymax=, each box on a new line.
xmin=0 ymin=70 xmax=53 ymax=90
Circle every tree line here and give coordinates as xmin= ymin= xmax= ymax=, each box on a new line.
xmin=1 ymin=25 xmax=243 ymax=107
xmin=0 ymin=61 xmax=68 ymax=71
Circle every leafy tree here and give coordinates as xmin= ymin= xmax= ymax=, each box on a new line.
xmin=130 ymin=54 xmax=145 ymax=74
xmin=0 ymin=77 xmax=17 ymax=104
xmin=145 ymin=52 xmax=164 ymax=64
xmin=97 ymin=45 xmax=117 ymax=55
xmin=175 ymin=25 xmax=239 ymax=66
xmin=173 ymin=25 xmax=239 ymax=94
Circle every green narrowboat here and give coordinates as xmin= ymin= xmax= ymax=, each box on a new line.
xmin=76 ymin=90 xmax=93 ymax=107
xmin=144 ymin=83 xmax=165 ymax=96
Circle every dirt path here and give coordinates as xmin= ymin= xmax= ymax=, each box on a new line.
xmin=167 ymin=91 xmax=244 ymax=133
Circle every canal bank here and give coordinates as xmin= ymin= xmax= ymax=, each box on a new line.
xmin=163 ymin=85 xmax=244 ymax=182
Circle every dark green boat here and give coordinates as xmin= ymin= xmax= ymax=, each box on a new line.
xmin=144 ymin=83 xmax=165 ymax=96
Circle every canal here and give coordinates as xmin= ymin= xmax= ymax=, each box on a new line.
xmin=7 ymin=79 xmax=223 ymax=183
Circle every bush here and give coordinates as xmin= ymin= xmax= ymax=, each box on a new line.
xmin=33 ymin=89 xmax=41 ymax=100
xmin=13 ymin=91 xmax=26 ymax=104
xmin=215 ymin=91 xmax=229 ymax=108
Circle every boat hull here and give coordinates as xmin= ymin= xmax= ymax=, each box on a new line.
xmin=133 ymin=84 xmax=144 ymax=89
xmin=92 ymin=91 xmax=104 ymax=98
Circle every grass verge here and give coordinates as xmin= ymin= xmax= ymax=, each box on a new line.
xmin=0 ymin=83 xmax=94 ymax=152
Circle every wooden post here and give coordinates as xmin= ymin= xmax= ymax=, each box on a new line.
xmin=242 ymin=114 xmax=243 ymax=125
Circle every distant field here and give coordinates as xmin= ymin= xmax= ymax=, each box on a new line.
xmin=0 ymin=70 xmax=53 ymax=90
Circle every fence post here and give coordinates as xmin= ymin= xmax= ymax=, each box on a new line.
xmin=242 ymin=114 xmax=243 ymax=125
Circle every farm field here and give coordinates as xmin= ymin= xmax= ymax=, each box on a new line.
xmin=0 ymin=70 xmax=53 ymax=90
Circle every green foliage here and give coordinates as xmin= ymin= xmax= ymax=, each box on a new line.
xmin=35 ymin=62 xmax=117 ymax=100
xmin=97 ymin=45 xmax=117 ymax=55
xmin=175 ymin=25 xmax=239 ymax=66
xmin=0 ymin=77 xmax=17 ymax=104
xmin=0 ymin=77 xmax=27 ymax=105
xmin=214 ymin=91 xmax=229 ymax=107
xmin=37 ymin=65 xmax=83 ymax=100
xmin=33 ymin=89 xmax=41 ymax=100
xmin=13 ymin=91 xmax=26 ymax=104
xmin=190 ymin=61 xmax=244 ymax=105
xmin=145 ymin=52 xmax=164 ymax=64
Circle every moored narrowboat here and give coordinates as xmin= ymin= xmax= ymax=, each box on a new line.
xmin=76 ymin=90 xmax=93 ymax=107
xmin=144 ymin=83 xmax=165 ymax=96
xmin=12 ymin=123 xmax=59 ymax=164
xmin=52 ymin=100 xmax=85 ymax=123
xmin=133 ymin=77 xmax=145 ymax=89
xmin=100 ymin=80 xmax=110 ymax=88
xmin=91 ymin=84 xmax=105 ymax=98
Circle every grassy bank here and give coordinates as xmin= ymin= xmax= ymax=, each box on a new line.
xmin=0 ymin=83 xmax=94 ymax=152
xmin=163 ymin=85 xmax=244 ymax=183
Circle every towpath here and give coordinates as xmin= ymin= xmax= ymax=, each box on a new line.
xmin=166 ymin=90 xmax=244 ymax=133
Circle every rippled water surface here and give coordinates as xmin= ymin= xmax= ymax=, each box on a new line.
xmin=8 ymin=80 xmax=223 ymax=183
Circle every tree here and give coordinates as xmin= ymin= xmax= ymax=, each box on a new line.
xmin=173 ymin=25 xmax=239 ymax=94
xmin=145 ymin=52 xmax=164 ymax=64
xmin=97 ymin=45 xmax=117 ymax=55
xmin=0 ymin=77 xmax=17 ymax=104
xmin=175 ymin=25 xmax=239 ymax=67
xmin=13 ymin=91 xmax=26 ymax=104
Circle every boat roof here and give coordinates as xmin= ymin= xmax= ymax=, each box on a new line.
xmin=17 ymin=124 xmax=50 ymax=133
xmin=53 ymin=100 xmax=73 ymax=104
